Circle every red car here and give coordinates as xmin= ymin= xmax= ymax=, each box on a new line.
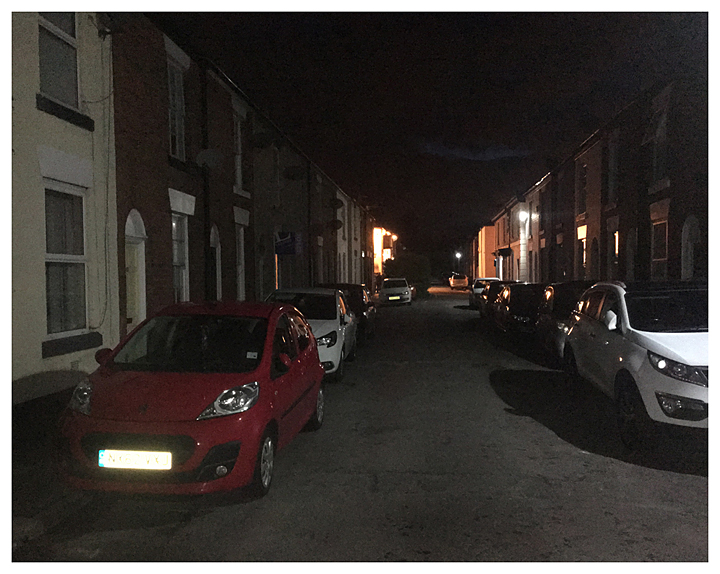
xmin=58 ymin=301 xmax=325 ymax=497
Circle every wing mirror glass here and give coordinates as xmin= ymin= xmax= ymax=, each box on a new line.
xmin=604 ymin=310 xmax=618 ymax=331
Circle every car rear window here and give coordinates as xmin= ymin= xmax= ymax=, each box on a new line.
xmin=383 ymin=279 xmax=408 ymax=289
xmin=267 ymin=293 xmax=337 ymax=320
xmin=113 ymin=315 xmax=268 ymax=373
xmin=625 ymin=290 xmax=708 ymax=332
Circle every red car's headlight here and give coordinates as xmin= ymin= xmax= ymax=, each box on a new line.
xmin=197 ymin=382 xmax=260 ymax=420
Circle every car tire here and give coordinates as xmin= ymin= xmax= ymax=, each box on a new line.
xmin=305 ymin=383 xmax=325 ymax=431
xmin=563 ymin=345 xmax=581 ymax=384
xmin=249 ymin=430 xmax=275 ymax=498
xmin=347 ymin=336 xmax=357 ymax=362
xmin=616 ymin=378 xmax=653 ymax=452
xmin=333 ymin=349 xmax=345 ymax=382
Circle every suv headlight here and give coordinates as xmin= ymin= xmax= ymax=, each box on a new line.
xmin=68 ymin=379 xmax=93 ymax=415
xmin=648 ymin=352 xmax=707 ymax=387
xmin=198 ymin=382 xmax=259 ymax=420
xmin=316 ymin=331 xmax=338 ymax=348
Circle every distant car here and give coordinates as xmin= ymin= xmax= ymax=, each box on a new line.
xmin=318 ymin=282 xmax=376 ymax=344
xmin=564 ymin=281 xmax=708 ymax=450
xmin=478 ymin=280 xmax=515 ymax=319
xmin=491 ymin=282 xmax=547 ymax=334
xmin=534 ymin=281 xmax=594 ymax=365
xmin=58 ymin=301 xmax=325 ymax=497
xmin=267 ymin=288 xmax=358 ymax=381
xmin=469 ymin=277 xmax=500 ymax=308
xmin=379 ymin=277 xmax=412 ymax=306
xmin=449 ymin=273 xmax=469 ymax=290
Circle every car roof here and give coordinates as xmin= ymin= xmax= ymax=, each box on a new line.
xmin=154 ymin=300 xmax=281 ymax=319
xmin=590 ymin=281 xmax=708 ymax=295
xmin=270 ymin=287 xmax=338 ymax=296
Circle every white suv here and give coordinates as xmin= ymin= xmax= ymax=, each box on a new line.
xmin=564 ymin=281 xmax=708 ymax=450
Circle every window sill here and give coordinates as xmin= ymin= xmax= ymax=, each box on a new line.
xmin=36 ymin=94 xmax=94 ymax=132
xmin=234 ymin=185 xmax=252 ymax=199
xmin=42 ymin=331 xmax=103 ymax=359
xmin=648 ymin=178 xmax=671 ymax=195
xmin=168 ymin=155 xmax=203 ymax=176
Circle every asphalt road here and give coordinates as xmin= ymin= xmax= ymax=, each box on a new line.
xmin=13 ymin=287 xmax=708 ymax=561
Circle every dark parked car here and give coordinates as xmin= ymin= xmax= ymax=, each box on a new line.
xmin=478 ymin=280 xmax=515 ymax=319
xmin=319 ymin=283 xmax=377 ymax=343
xmin=535 ymin=281 xmax=595 ymax=365
xmin=469 ymin=277 xmax=500 ymax=309
xmin=491 ymin=282 xmax=547 ymax=334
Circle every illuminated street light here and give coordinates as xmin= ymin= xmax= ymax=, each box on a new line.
xmin=518 ymin=210 xmax=529 ymax=222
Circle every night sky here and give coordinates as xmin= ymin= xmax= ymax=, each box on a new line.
xmin=148 ymin=11 xmax=708 ymax=259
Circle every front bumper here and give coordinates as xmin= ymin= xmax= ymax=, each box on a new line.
xmin=58 ymin=409 xmax=266 ymax=495
xmin=635 ymin=360 xmax=708 ymax=428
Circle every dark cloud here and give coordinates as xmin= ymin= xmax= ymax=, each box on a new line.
xmin=421 ymin=142 xmax=532 ymax=162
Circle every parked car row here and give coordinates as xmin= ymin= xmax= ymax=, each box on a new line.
xmin=58 ymin=282 xmax=381 ymax=499
xmin=478 ymin=278 xmax=709 ymax=451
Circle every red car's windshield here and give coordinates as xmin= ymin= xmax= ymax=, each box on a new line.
xmin=113 ymin=315 xmax=268 ymax=373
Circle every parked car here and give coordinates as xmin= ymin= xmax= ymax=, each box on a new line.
xmin=491 ymin=282 xmax=547 ymax=334
xmin=564 ymin=281 xmax=708 ymax=450
xmin=469 ymin=277 xmax=500 ymax=308
xmin=478 ymin=280 xmax=515 ymax=319
xmin=58 ymin=301 xmax=325 ymax=497
xmin=266 ymin=288 xmax=358 ymax=381
xmin=449 ymin=273 xmax=469 ymax=290
xmin=379 ymin=277 xmax=412 ymax=306
xmin=535 ymin=281 xmax=595 ymax=365
xmin=318 ymin=282 xmax=376 ymax=344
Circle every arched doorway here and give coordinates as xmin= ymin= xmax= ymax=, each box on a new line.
xmin=125 ymin=209 xmax=147 ymax=331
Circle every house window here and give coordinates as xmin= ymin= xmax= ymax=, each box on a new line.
xmin=45 ymin=185 xmax=86 ymax=334
xmin=651 ymin=220 xmax=668 ymax=280
xmin=38 ymin=13 xmax=78 ymax=109
xmin=577 ymin=163 xmax=588 ymax=215
xmin=168 ymin=60 xmax=186 ymax=160
xmin=234 ymin=111 xmax=244 ymax=192
xmin=172 ymin=213 xmax=189 ymax=302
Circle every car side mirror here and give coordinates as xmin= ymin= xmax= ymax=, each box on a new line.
xmin=604 ymin=310 xmax=618 ymax=331
xmin=95 ymin=348 xmax=113 ymax=365
xmin=279 ymin=353 xmax=293 ymax=368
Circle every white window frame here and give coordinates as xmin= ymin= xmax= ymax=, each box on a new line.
xmin=172 ymin=213 xmax=190 ymax=302
xmin=38 ymin=12 xmax=79 ymax=110
xmin=167 ymin=59 xmax=186 ymax=161
xmin=44 ymin=179 xmax=88 ymax=338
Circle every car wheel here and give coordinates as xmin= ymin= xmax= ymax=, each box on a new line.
xmin=562 ymin=345 xmax=580 ymax=384
xmin=347 ymin=336 xmax=357 ymax=361
xmin=305 ymin=383 xmax=325 ymax=431
xmin=616 ymin=378 xmax=653 ymax=451
xmin=249 ymin=430 xmax=275 ymax=498
xmin=333 ymin=349 xmax=345 ymax=382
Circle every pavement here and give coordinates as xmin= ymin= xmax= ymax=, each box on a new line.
xmin=12 ymin=387 xmax=93 ymax=553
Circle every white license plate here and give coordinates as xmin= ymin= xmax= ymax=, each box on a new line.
xmin=98 ymin=449 xmax=172 ymax=470
xmin=389 ymin=296 xmax=401 ymax=300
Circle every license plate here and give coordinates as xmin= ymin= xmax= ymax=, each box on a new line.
xmin=98 ymin=449 xmax=172 ymax=470
xmin=389 ymin=296 xmax=401 ymax=300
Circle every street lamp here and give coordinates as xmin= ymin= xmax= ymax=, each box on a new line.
xmin=455 ymin=251 xmax=462 ymax=272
